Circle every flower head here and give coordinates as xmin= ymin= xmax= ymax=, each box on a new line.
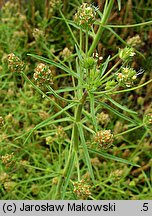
xmin=73 ymin=180 xmax=91 ymax=199
xmin=116 ymin=67 xmax=137 ymax=87
xmin=82 ymin=57 xmax=96 ymax=69
xmin=127 ymin=35 xmax=143 ymax=48
xmin=74 ymin=3 xmax=96 ymax=29
xmin=49 ymin=0 xmax=61 ymax=14
xmin=7 ymin=53 xmax=25 ymax=73
xmin=97 ymin=112 xmax=110 ymax=126
xmin=32 ymin=28 xmax=44 ymax=41
xmin=0 ymin=116 xmax=4 ymax=127
xmin=33 ymin=63 xmax=53 ymax=86
xmin=143 ymin=113 xmax=152 ymax=127
xmin=94 ymin=130 xmax=114 ymax=149
xmin=60 ymin=47 xmax=72 ymax=61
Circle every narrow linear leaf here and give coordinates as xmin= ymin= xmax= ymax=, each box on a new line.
xmin=78 ymin=124 xmax=95 ymax=182
xmin=46 ymin=85 xmax=75 ymax=102
xmin=19 ymin=174 xmax=59 ymax=184
xmin=117 ymin=0 xmax=121 ymax=10
xmin=104 ymin=94 xmax=137 ymax=114
xmin=22 ymin=102 xmax=76 ymax=145
xmin=21 ymin=71 xmax=72 ymax=118
xmin=75 ymin=44 xmax=83 ymax=61
xmin=27 ymin=53 xmax=79 ymax=80
xmin=54 ymin=16 xmax=94 ymax=38
xmin=100 ymin=55 xmax=111 ymax=77
xmin=105 ymin=27 xmax=145 ymax=59
xmin=112 ymin=79 xmax=152 ymax=94
xmin=61 ymin=151 xmax=75 ymax=199
xmin=55 ymin=86 xmax=83 ymax=93
xmin=106 ymin=26 xmax=127 ymax=45
xmin=106 ymin=20 xmax=152 ymax=28
xmin=89 ymin=93 xmax=98 ymax=132
xmin=88 ymin=148 xmax=140 ymax=167
xmin=81 ymin=111 xmax=96 ymax=134
xmin=40 ymin=117 xmax=73 ymax=127
xmin=59 ymin=10 xmax=79 ymax=48
xmin=99 ymin=101 xmax=138 ymax=124
xmin=34 ymin=103 xmax=75 ymax=129
xmin=81 ymin=122 xmax=96 ymax=134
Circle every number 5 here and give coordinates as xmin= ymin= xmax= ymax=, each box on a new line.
xmin=143 ymin=203 xmax=148 ymax=211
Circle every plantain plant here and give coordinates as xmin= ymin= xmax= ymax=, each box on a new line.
xmin=7 ymin=0 xmax=152 ymax=199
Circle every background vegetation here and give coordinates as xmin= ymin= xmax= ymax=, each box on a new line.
xmin=0 ymin=0 xmax=152 ymax=199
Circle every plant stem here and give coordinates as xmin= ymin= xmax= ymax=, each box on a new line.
xmin=45 ymin=0 xmax=49 ymax=19
xmin=76 ymin=152 xmax=80 ymax=181
xmin=80 ymin=28 xmax=83 ymax=51
xmin=54 ymin=148 xmax=75 ymax=199
xmin=85 ymin=29 xmax=88 ymax=55
xmin=88 ymin=0 xmax=114 ymax=57
xmin=73 ymin=89 xmax=88 ymax=151
xmin=54 ymin=90 xmax=88 ymax=199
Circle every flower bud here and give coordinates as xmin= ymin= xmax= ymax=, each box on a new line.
xmin=119 ymin=47 xmax=135 ymax=62
xmin=82 ymin=57 xmax=96 ymax=69
xmin=105 ymin=80 xmax=117 ymax=90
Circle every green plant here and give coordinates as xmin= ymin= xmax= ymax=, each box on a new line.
xmin=12 ymin=0 xmax=151 ymax=199
xmin=1 ymin=0 xmax=152 ymax=200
